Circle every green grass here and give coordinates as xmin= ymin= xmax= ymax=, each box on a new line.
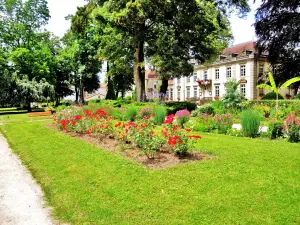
xmin=1 ymin=122 xmax=300 ymax=224
xmin=0 ymin=108 xmax=52 ymax=123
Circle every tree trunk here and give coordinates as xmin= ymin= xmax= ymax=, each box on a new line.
xmin=27 ymin=101 xmax=31 ymax=112
xmin=80 ymin=85 xmax=84 ymax=105
xmin=134 ymin=41 xmax=146 ymax=102
xmin=159 ymin=77 xmax=169 ymax=101
xmin=75 ymin=87 xmax=79 ymax=103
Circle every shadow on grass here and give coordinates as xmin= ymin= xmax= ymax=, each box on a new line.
xmin=0 ymin=108 xmax=45 ymax=116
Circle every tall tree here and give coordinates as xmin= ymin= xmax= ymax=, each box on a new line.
xmin=70 ymin=4 xmax=102 ymax=104
xmin=91 ymin=0 xmax=249 ymax=102
xmin=255 ymin=0 xmax=300 ymax=94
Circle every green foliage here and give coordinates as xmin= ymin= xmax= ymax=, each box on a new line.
xmin=125 ymin=106 xmax=138 ymax=121
xmin=226 ymin=128 xmax=243 ymax=137
xmin=165 ymin=101 xmax=196 ymax=114
xmin=252 ymin=104 xmax=271 ymax=118
xmin=268 ymin=121 xmax=283 ymax=140
xmin=192 ymin=104 xmax=214 ymax=116
xmin=211 ymin=100 xmax=226 ymax=114
xmin=261 ymin=92 xmax=284 ymax=100
xmin=222 ymin=80 xmax=244 ymax=108
xmin=153 ymin=107 xmax=167 ymax=125
xmin=294 ymin=93 xmax=300 ymax=100
xmin=241 ymin=110 xmax=262 ymax=138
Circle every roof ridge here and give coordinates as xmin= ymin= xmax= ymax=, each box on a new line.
xmin=228 ymin=41 xmax=256 ymax=48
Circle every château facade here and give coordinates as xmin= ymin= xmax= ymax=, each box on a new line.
xmin=145 ymin=41 xmax=294 ymax=102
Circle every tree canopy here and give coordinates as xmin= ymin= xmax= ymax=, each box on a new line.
xmin=255 ymin=0 xmax=300 ymax=90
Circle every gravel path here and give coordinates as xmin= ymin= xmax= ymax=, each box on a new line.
xmin=0 ymin=134 xmax=56 ymax=225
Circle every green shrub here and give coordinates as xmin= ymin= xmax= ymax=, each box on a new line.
xmin=226 ymin=128 xmax=243 ymax=137
xmin=241 ymin=110 xmax=262 ymax=138
xmin=211 ymin=100 xmax=225 ymax=114
xmin=261 ymin=92 xmax=284 ymax=100
xmin=111 ymin=108 xmax=126 ymax=121
xmin=153 ymin=106 xmax=167 ymax=125
xmin=253 ymin=104 xmax=271 ymax=118
xmin=268 ymin=121 xmax=283 ymax=139
xmin=196 ymin=104 xmax=214 ymax=115
xmin=165 ymin=101 xmax=197 ymax=114
xmin=294 ymin=93 xmax=300 ymax=100
xmin=125 ymin=106 xmax=138 ymax=121
xmin=222 ymin=80 xmax=244 ymax=108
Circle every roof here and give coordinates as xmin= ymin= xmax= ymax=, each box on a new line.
xmin=222 ymin=41 xmax=256 ymax=56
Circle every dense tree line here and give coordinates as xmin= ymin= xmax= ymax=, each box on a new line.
xmin=0 ymin=0 xmax=254 ymax=108
xmin=255 ymin=0 xmax=300 ymax=94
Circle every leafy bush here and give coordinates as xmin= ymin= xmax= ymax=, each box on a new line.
xmin=175 ymin=109 xmax=191 ymax=128
xmin=197 ymin=113 xmax=233 ymax=134
xmin=241 ymin=110 xmax=262 ymax=138
xmin=153 ymin=106 xmax=167 ymax=125
xmin=110 ymin=108 xmax=126 ymax=121
xmin=226 ymin=128 xmax=243 ymax=137
xmin=125 ymin=106 xmax=138 ymax=121
xmin=139 ymin=107 xmax=153 ymax=119
xmin=268 ymin=120 xmax=283 ymax=139
xmin=222 ymin=80 xmax=244 ymax=108
xmin=261 ymin=92 xmax=284 ymax=100
xmin=294 ymin=93 xmax=300 ymax=100
xmin=253 ymin=104 xmax=271 ymax=118
xmin=165 ymin=101 xmax=196 ymax=114
xmin=211 ymin=100 xmax=226 ymax=114
xmin=283 ymin=113 xmax=300 ymax=143
xmin=192 ymin=104 xmax=214 ymax=116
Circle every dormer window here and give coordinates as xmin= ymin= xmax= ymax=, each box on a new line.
xmin=231 ymin=53 xmax=238 ymax=57
xmin=246 ymin=50 xmax=253 ymax=55
xmin=220 ymin=55 xmax=227 ymax=60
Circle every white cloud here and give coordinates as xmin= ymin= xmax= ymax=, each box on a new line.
xmin=229 ymin=0 xmax=262 ymax=45
xmin=46 ymin=0 xmax=86 ymax=37
xmin=46 ymin=0 xmax=262 ymax=45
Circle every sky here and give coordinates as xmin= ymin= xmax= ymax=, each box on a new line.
xmin=46 ymin=0 xmax=262 ymax=44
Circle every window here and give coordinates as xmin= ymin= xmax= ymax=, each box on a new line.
xmin=240 ymin=65 xmax=246 ymax=77
xmin=215 ymin=86 xmax=220 ymax=97
xmin=240 ymin=84 xmax=246 ymax=97
xmin=177 ymin=89 xmax=181 ymax=100
xmin=204 ymin=71 xmax=208 ymax=80
xmin=170 ymin=88 xmax=173 ymax=99
xmin=193 ymin=72 xmax=198 ymax=82
xmin=215 ymin=69 xmax=220 ymax=80
xmin=194 ymin=87 xmax=198 ymax=97
xmin=178 ymin=78 xmax=181 ymax=84
xmin=154 ymin=84 xmax=157 ymax=89
xmin=226 ymin=67 xmax=232 ymax=78
xmin=259 ymin=88 xmax=264 ymax=96
xmin=166 ymin=90 xmax=169 ymax=98
xmin=259 ymin=64 xmax=264 ymax=76
xmin=187 ymin=76 xmax=191 ymax=83
xmin=186 ymin=87 xmax=190 ymax=98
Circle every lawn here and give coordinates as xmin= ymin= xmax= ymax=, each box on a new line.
xmin=0 ymin=108 xmax=52 ymax=123
xmin=1 ymin=122 xmax=300 ymax=224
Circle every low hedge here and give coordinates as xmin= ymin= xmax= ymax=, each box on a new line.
xmin=242 ymin=100 xmax=300 ymax=109
xmin=165 ymin=101 xmax=197 ymax=114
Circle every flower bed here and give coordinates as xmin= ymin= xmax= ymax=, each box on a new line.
xmin=52 ymin=106 xmax=208 ymax=168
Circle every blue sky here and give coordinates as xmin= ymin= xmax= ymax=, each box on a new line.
xmin=46 ymin=0 xmax=261 ymax=45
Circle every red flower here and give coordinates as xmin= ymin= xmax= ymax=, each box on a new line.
xmin=185 ymin=128 xmax=191 ymax=132
xmin=144 ymin=115 xmax=151 ymax=120
xmin=87 ymin=129 xmax=93 ymax=135
xmin=163 ymin=114 xmax=175 ymax=124
xmin=71 ymin=121 xmax=76 ymax=126
xmin=149 ymin=131 xmax=154 ymax=135
xmin=75 ymin=115 xmax=82 ymax=120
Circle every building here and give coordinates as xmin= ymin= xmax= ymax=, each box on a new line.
xmin=146 ymin=41 xmax=294 ymax=102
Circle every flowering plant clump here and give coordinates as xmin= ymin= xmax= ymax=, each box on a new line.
xmin=54 ymin=106 xmax=113 ymax=135
xmin=283 ymin=113 xmax=300 ymax=143
xmin=175 ymin=109 xmax=191 ymax=128
xmin=162 ymin=114 xmax=201 ymax=156
xmin=114 ymin=118 xmax=163 ymax=159
xmin=138 ymin=107 xmax=153 ymax=119
xmin=197 ymin=113 xmax=233 ymax=134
